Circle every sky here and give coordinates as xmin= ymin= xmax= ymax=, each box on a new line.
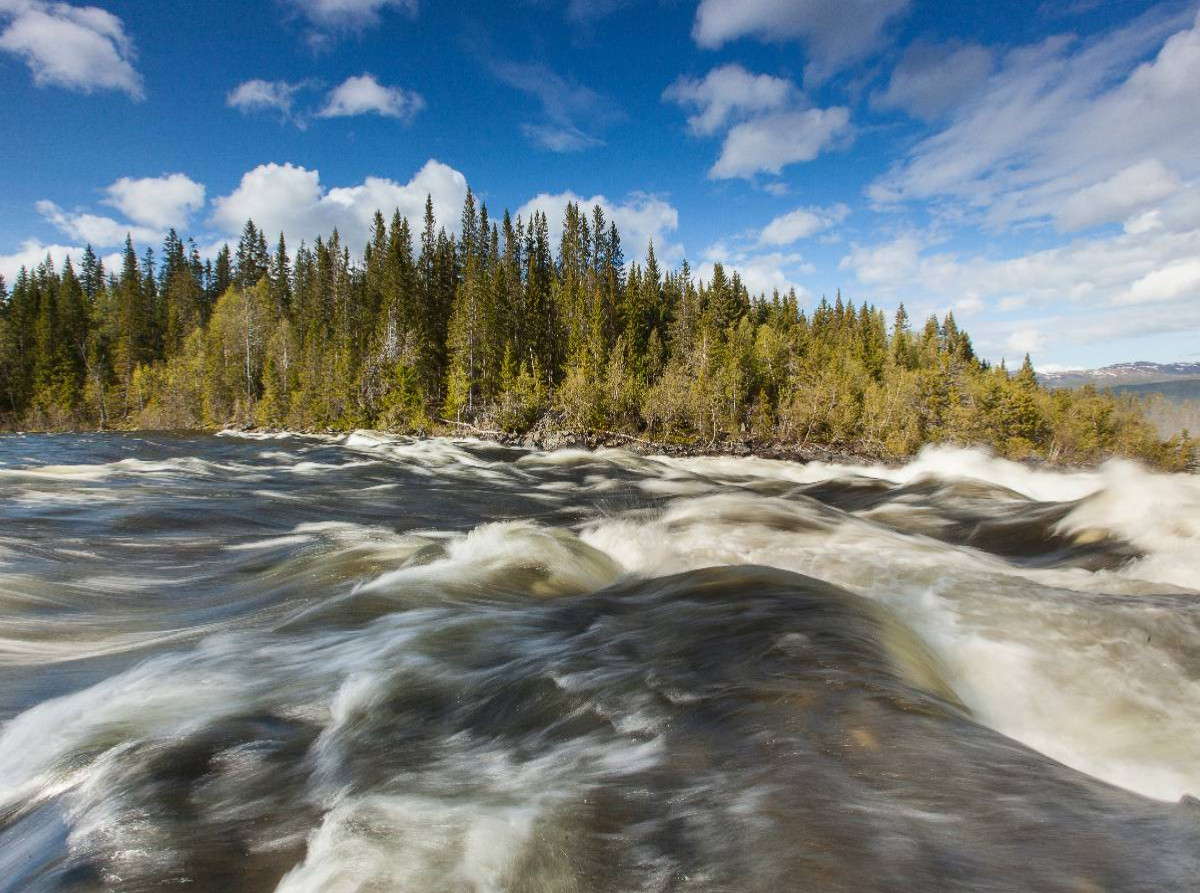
xmin=1 ymin=0 xmax=1199 ymax=371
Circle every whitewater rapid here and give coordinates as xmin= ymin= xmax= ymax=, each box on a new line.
xmin=0 ymin=431 xmax=1198 ymax=891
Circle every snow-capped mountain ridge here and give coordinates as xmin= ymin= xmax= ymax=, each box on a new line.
xmin=1040 ymin=362 xmax=1200 ymax=389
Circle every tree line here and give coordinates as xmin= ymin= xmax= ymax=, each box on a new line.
xmin=0 ymin=189 xmax=1193 ymax=469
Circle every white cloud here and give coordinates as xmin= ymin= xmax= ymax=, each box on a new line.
xmin=0 ymin=239 xmax=121 ymax=284
xmin=692 ymin=0 xmax=910 ymax=83
xmin=103 ymin=173 xmax=205 ymax=230
xmin=697 ymin=249 xmax=814 ymax=300
xmin=282 ymin=0 xmax=416 ymax=31
xmin=664 ymin=65 xmax=847 ymax=179
xmin=227 ymin=79 xmax=306 ymax=123
xmin=317 ymin=73 xmax=424 ymax=121
xmin=871 ymin=8 xmax=1200 ymax=229
xmin=758 ymin=203 xmax=849 ymax=246
xmin=841 ymin=220 xmax=1200 ymax=311
xmin=515 ymin=191 xmax=681 ymax=265
xmin=36 ymin=200 xmax=159 ymax=247
xmin=710 ymin=107 xmax=850 ymax=179
xmin=663 ymin=64 xmax=796 ymax=136
xmin=209 ymin=159 xmax=468 ymax=254
xmin=1057 ymin=158 xmax=1182 ymax=232
xmin=0 ymin=0 xmax=142 ymax=98
xmin=0 ymin=240 xmax=81 ymax=283
xmin=1006 ymin=328 xmax=1047 ymax=356
xmin=1123 ymin=259 xmax=1200 ymax=305
xmin=872 ymin=40 xmax=994 ymax=121
xmin=35 ymin=172 xmax=204 ymax=250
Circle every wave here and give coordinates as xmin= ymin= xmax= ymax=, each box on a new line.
xmin=2 ymin=432 xmax=1199 ymax=890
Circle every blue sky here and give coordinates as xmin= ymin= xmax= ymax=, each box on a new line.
xmin=1 ymin=0 xmax=1198 ymax=370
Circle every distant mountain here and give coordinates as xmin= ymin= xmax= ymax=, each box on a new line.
xmin=1038 ymin=364 xmax=1200 ymax=437
xmin=1111 ymin=378 xmax=1200 ymax=401
xmin=1039 ymin=362 xmax=1200 ymax=390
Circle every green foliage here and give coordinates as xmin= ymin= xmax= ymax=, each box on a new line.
xmin=0 ymin=192 xmax=1190 ymax=471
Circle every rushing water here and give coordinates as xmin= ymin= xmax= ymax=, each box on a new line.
xmin=1 ymin=431 xmax=1198 ymax=892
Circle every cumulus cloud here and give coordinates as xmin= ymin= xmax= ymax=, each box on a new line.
xmin=317 ymin=73 xmax=424 ymax=121
xmin=491 ymin=59 xmax=620 ymax=153
xmin=0 ymin=0 xmax=143 ymax=98
xmin=0 ymin=239 xmax=122 ymax=284
xmin=872 ymin=40 xmax=995 ymax=121
xmin=758 ymin=204 xmax=849 ymax=246
xmin=102 ymin=173 xmax=205 ymax=230
xmin=697 ymin=248 xmax=814 ymax=300
xmin=34 ymin=172 xmax=204 ymax=251
xmin=871 ymin=7 xmax=1200 ymax=229
xmin=692 ymin=0 xmax=910 ymax=83
xmin=710 ymin=107 xmax=850 ymax=179
xmin=663 ymin=64 xmax=796 ymax=136
xmin=227 ymin=79 xmax=307 ymax=123
xmin=210 ymin=159 xmax=468 ymax=253
xmin=36 ymin=200 xmax=159 ymax=247
xmin=515 ymin=191 xmax=681 ymax=265
xmin=1 ymin=240 xmax=71 ymax=282
xmin=1005 ymin=328 xmax=1048 ymax=356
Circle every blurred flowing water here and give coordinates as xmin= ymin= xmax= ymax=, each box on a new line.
xmin=1 ymin=430 xmax=1199 ymax=891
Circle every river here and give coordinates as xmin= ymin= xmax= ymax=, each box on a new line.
xmin=1 ymin=431 xmax=1198 ymax=891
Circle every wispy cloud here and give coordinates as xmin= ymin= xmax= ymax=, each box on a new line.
xmin=692 ymin=0 xmax=910 ymax=83
xmin=228 ymin=74 xmax=423 ymax=127
xmin=871 ymin=40 xmax=995 ymax=121
xmin=491 ymin=59 xmax=622 ymax=153
xmin=870 ymin=7 xmax=1200 ymax=231
xmin=759 ymin=204 xmax=850 ymax=246
xmin=227 ymin=78 xmax=310 ymax=125
xmin=281 ymin=0 xmax=417 ymax=46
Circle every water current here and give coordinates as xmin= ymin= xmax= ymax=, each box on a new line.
xmin=1 ymin=431 xmax=1198 ymax=891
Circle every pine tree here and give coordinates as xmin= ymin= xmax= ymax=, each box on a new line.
xmin=235 ymin=221 xmax=269 ymax=290
xmin=212 ymin=246 xmax=233 ymax=304
xmin=891 ymin=303 xmax=915 ymax=369
xmin=270 ymin=233 xmax=292 ymax=312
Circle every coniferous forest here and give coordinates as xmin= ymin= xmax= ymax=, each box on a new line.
xmin=0 ymin=190 xmax=1193 ymax=469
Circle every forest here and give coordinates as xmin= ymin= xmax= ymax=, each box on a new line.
xmin=0 ymin=189 xmax=1194 ymax=469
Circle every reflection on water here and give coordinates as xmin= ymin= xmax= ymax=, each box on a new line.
xmin=1 ymin=431 xmax=1198 ymax=891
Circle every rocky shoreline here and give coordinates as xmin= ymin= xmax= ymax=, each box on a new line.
xmin=10 ymin=420 xmax=1188 ymax=472
xmin=425 ymin=420 xmax=884 ymax=466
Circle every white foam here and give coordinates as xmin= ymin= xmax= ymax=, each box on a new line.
xmin=581 ymin=484 xmax=1200 ymax=803
xmin=1055 ymin=459 xmax=1200 ymax=589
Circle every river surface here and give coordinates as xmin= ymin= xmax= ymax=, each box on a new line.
xmin=1 ymin=431 xmax=1198 ymax=891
